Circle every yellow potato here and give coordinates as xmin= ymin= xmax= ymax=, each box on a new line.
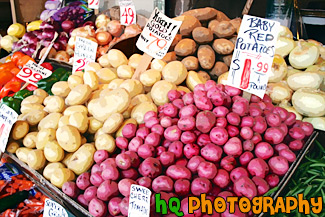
xmin=108 ymin=79 xmax=125 ymax=90
xmin=162 ymin=61 xmax=188 ymax=85
xmin=269 ymin=55 xmax=288 ymax=83
xmin=151 ymin=80 xmax=177 ymax=105
xmin=96 ymin=68 xmax=117 ymax=84
xmin=69 ymin=112 xmax=88 ymax=133
xmin=177 ymin=86 xmax=191 ymax=93
xmin=98 ymin=54 xmax=112 ymax=68
xmin=95 ymin=134 xmax=116 ymax=153
xmin=11 ymin=121 xmax=29 ymax=140
xmin=6 ymin=141 xmax=20 ymax=153
xmin=102 ymin=113 xmax=124 ymax=134
xmin=23 ymin=132 xmax=38 ymax=148
xmin=36 ymin=128 xmax=56 ymax=150
xmin=58 ymin=115 xmax=70 ymax=128
xmin=68 ymin=143 xmax=96 ymax=175
xmin=43 ymin=96 xmax=65 ymax=113
xmin=88 ymin=117 xmax=103 ymax=134
xmin=151 ymin=59 xmax=167 ymax=72
xmin=27 ymin=149 xmax=46 ymax=170
xmin=25 ymin=110 xmax=47 ymax=126
xmin=43 ymin=162 xmax=65 ymax=180
xmin=21 ymin=95 xmax=43 ymax=105
xmin=62 ymin=153 xmax=74 ymax=167
xmin=68 ymin=75 xmax=83 ymax=89
xmin=51 ymin=81 xmax=71 ymax=97
xmin=33 ymin=89 xmax=48 ymax=101
xmin=140 ymin=69 xmax=161 ymax=87
xmin=107 ymin=49 xmax=128 ymax=68
xmin=63 ymin=105 xmax=88 ymax=116
xmin=38 ymin=113 xmax=62 ymax=130
xmin=56 ymin=125 xmax=81 ymax=152
xmin=85 ymin=62 xmax=102 ymax=73
xmin=65 ymin=84 xmax=92 ymax=106
xmin=117 ymin=65 xmax=134 ymax=79
xmin=44 ymin=140 xmax=65 ymax=162
xmin=21 ymin=103 xmax=44 ymax=114
xmin=84 ymin=70 xmax=99 ymax=91
xmin=16 ymin=147 xmax=32 ymax=163
xmin=119 ymin=79 xmax=144 ymax=98
xmin=51 ymin=168 xmax=75 ymax=188
xmin=131 ymin=102 xmax=157 ymax=124
xmin=74 ymin=71 xmax=84 ymax=77
xmin=186 ymin=70 xmax=207 ymax=91
xmin=128 ymin=54 xmax=142 ymax=69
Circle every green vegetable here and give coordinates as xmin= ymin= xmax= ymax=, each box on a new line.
xmin=13 ymin=89 xmax=32 ymax=100
xmin=37 ymin=76 xmax=58 ymax=93
xmin=60 ymin=70 xmax=72 ymax=81
xmin=52 ymin=68 xmax=68 ymax=80
xmin=1 ymin=97 xmax=22 ymax=114
xmin=0 ymin=190 xmax=30 ymax=212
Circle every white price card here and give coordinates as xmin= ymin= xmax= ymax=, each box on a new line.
xmin=227 ymin=15 xmax=280 ymax=98
xmin=136 ymin=8 xmax=182 ymax=59
xmin=119 ymin=0 xmax=136 ymax=26
xmin=128 ymin=184 xmax=151 ymax=217
xmin=72 ymin=36 xmax=98 ymax=73
xmin=43 ymin=199 xmax=68 ymax=217
xmin=0 ymin=104 xmax=18 ymax=153
xmin=88 ymin=0 xmax=99 ymax=9
xmin=16 ymin=60 xmax=52 ymax=87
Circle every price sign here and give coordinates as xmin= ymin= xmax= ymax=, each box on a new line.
xmin=43 ymin=199 xmax=68 ymax=217
xmin=0 ymin=104 xmax=18 ymax=153
xmin=128 ymin=184 xmax=151 ymax=217
xmin=119 ymin=0 xmax=136 ymax=26
xmin=227 ymin=15 xmax=280 ymax=98
xmin=72 ymin=36 xmax=98 ymax=73
xmin=88 ymin=0 xmax=99 ymax=9
xmin=16 ymin=60 xmax=52 ymax=86
xmin=136 ymin=8 xmax=182 ymax=59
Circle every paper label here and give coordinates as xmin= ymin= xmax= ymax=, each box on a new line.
xmin=128 ymin=184 xmax=151 ymax=217
xmin=227 ymin=15 xmax=280 ymax=98
xmin=72 ymin=36 xmax=98 ymax=73
xmin=119 ymin=0 xmax=136 ymax=26
xmin=136 ymin=8 xmax=182 ymax=59
xmin=88 ymin=0 xmax=99 ymax=9
xmin=0 ymin=104 xmax=18 ymax=153
xmin=43 ymin=199 xmax=68 ymax=217
xmin=16 ymin=60 xmax=52 ymax=87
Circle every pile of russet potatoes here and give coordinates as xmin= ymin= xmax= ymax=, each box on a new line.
xmin=6 ymin=6 xmax=322 ymax=217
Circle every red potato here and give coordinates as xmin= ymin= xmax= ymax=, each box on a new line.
xmin=172 ymin=118 xmax=179 ymax=125
xmin=264 ymin=103 xmax=275 ymax=116
xmin=145 ymin=117 xmax=160 ymax=129
xmin=268 ymin=156 xmax=289 ymax=176
xmin=196 ymin=111 xmax=216 ymax=133
xmin=208 ymin=89 xmax=227 ymax=107
xmin=160 ymin=116 xmax=173 ymax=128
xmin=213 ymin=106 xmax=229 ymax=117
xmin=191 ymin=177 xmax=212 ymax=196
xmin=151 ymin=125 xmax=164 ymax=135
xmin=251 ymin=133 xmax=262 ymax=145
xmin=227 ymin=125 xmax=239 ymax=137
xmin=90 ymin=164 xmax=100 ymax=174
xmin=76 ymin=172 xmax=91 ymax=190
xmin=84 ymin=186 xmax=98 ymax=202
xmin=241 ymin=116 xmax=254 ymax=128
xmin=174 ymin=179 xmax=191 ymax=196
xmin=163 ymin=103 xmax=178 ymax=118
xmin=255 ymin=142 xmax=274 ymax=160
xmin=226 ymin=112 xmax=241 ymax=126
xmin=108 ymin=197 xmax=122 ymax=216
xmin=102 ymin=165 xmax=119 ymax=181
xmin=89 ymin=198 xmax=107 ymax=217
xmin=144 ymin=111 xmax=157 ymax=122
xmin=164 ymin=125 xmax=182 ymax=141
xmin=220 ymin=156 xmax=237 ymax=172
xmin=224 ymin=137 xmax=242 ymax=157
xmin=94 ymin=150 xmax=109 ymax=164
xmin=266 ymin=113 xmax=281 ymax=127
xmin=253 ymin=116 xmax=267 ymax=134
xmin=264 ymin=127 xmax=285 ymax=145
xmin=97 ymin=180 xmax=118 ymax=201
xmin=249 ymin=105 xmax=263 ymax=117
xmin=273 ymin=107 xmax=288 ymax=122
xmin=121 ymin=168 xmax=138 ymax=180
xmin=100 ymin=158 xmax=116 ymax=171
xmin=62 ymin=181 xmax=80 ymax=199
xmin=152 ymin=175 xmax=174 ymax=192
xmin=232 ymin=99 xmax=249 ymax=117
xmin=285 ymin=112 xmax=296 ymax=126
xmin=221 ymin=204 xmax=246 ymax=217
xmin=266 ymin=174 xmax=280 ymax=188
xmin=213 ymin=169 xmax=230 ymax=188
xmin=118 ymin=179 xmax=137 ymax=197
xmin=194 ymin=94 xmax=213 ymax=111
xmin=168 ymin=90 xmax=182 ymax=101
xmin=205 ymin=80 xmax=217 ymax=91
xmin=162 ymin=140 xmax=173 ymax=149
xmin=122 ymin=123 xmax=137 ymax=139
xmin=300 ymin=122 xmax=313 ymax=136
xmin=119 ymin=197 xmax=129 ymax=216
xmin=279 ymin=123 xmax=288 ymax=136
xmin=160 ymin=151 xmax=176 ymax=167
xmin=240 ymin=127 xmax=253 ymax=140
xmin=166 ymin=165 xmax=192 ymax=180
xmin=168 ymin=141 xmax=184 ymax=159
xmin=128 ymin=137 xmax=143 ymax=152
xmin=90 ymin=172 xmax=104 ymax=187
xmin=247 ymin=158 xmax=269 ymax=179
xmin=197 ymin=134 xmax=211 ymax=146
xmin=116 ymin=137 xmax=129 ymax=149
xmin=230 ymin=167 xmax=249 ymax=183
xmin=172 ymin=99 xmax=185 ymax=110
xmin=181 ymin=197 xmax=202 ymax=217
xmin=187 ymin=156 xmax=205 ymax=173
xmin=175 ymin=158 xmax=188 ymax=167
xmin=125 ymin=151 xmax=140 ymax=168
xmin=137 ymin=177 xmax=152 ymax=189
xmin=197 ymin=161 xmax=218 ymax=179
xmin=194 ymin=84 xmax=206 ymax=92
xmin=201 ymin=143 xmax=223 ymax=162
xmin=216 ymin=117 xmax=227 ymax=128
xmin=210 ymin=127 xmax=229 ymax=146
xmin=178 ymin=116 xmax=196 ymax=131
xmin=139 ymin=157 xmax=162 ymax=178
xmin=182 ymin=92 xmax=194 ymax=105
xmin=184 ymin=143 xmax=200 ymax=159
xmin=138 ymin=144 xmax=156 ymax=159
xmin=289 ymin=140 xmax=303 ymax=151
xmin=181 ymin=131 xmax=197 ymax=144
xmin=243 ymin=140 xmax=254 ymax=152
xmin=252 ymin=176 xmax=270 ymax=196
xmin=179 ymin=104 xmax=198 ymax=118
xmin=77 ymin=194 xmax=89 ymax=208
xmin=115 ymin=153 xmax=132 ymax=170
xmin=289 ymin=127 xmax=305 ymax=140
xmin=233 ymin=176 xmax=257 ymax=200
xmin=224 ymin=85 xmax=242 ymax=96
xmin=136 ymin=127 xmax=150 ymax=140
xmin=275 ymin=143 xmax=289 ymax=153
xmin=239 ymin=151 xmax=254 ymax=166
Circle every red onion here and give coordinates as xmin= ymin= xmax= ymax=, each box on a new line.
xmin=61 ymin=20 xmax=75 ymax=33
xmin=22 ymin=32 xmax=38 ymax=45
xmin=41 ymin=29 xmax=56 ymax=41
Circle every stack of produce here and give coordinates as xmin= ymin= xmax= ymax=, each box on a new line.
xmin=164 ymin=7 xmax=240 ymax=80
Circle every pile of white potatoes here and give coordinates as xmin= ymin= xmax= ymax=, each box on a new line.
xmin=7 ymin=49 xmax=209 ymax=189
xmin=218 ymin=25 xmax=325 ymax=131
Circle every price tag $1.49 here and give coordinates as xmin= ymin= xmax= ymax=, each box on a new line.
xmin=16 ymin=60 xmax=52 ymax=87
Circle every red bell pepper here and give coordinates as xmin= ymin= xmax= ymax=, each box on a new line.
xmin=0 ymin=81 xmax=22 ymax=99
xmin=40 ymin=62 xmax=53 ymax=71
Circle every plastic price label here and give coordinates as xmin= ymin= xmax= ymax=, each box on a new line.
xmin=0 ymin=104 xmax=18 ymax=153
xmin=227 ymin=15 xmax=280 ymax=98
xmin=72 ymin=36 xmax=98 ymax=73
xmin=128 ymin=184 xmax=151 ymax=217
xmin=16 ymin=60 xmax=52 ymax=87
xmin=119 ymin=0 xmax=136 ymax=26
xmin=136 ymin=8 xmax=182 ymax=59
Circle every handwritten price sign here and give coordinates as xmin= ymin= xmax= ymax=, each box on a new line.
xmin=227 ymin=15 xmax=280 ymax=98
xmin=88 ymin=0 xmax=99 ymax=9
xmin=128 ymin=185 xmax=151 ymax=217
xmin=17 ymin=60 xmax=52 ymax=86
xmin=119 ymin=0 xmax=136 ymax=26
xmin=136 ymin=8 xmax=182 ymax=59
xmin=72 ymin=36 xmax=98 ymax=73
xmin=43 ymin=199 xmax=68 ymax=217
xmin=0 ymin=104 xmax=18 ymax=153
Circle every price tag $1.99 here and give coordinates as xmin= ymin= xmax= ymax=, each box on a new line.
xmin=119 ymin=0 xmax=136 ymax=26
xmin=16 ymin=60 xmax=52 ymax=87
